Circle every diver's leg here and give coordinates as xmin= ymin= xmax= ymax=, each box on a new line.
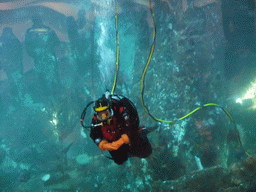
xmin=109 ymin=145 xmax=129 ymax=165
xmin=131 ymin=127 xmax=155 ymax=158
xmin=139 ymin=125 xmax=158 ymax=135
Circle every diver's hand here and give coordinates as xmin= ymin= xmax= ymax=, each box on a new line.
xmin=99 ymin=140 xmax=114 ymax=151
xmin=121 ymin=134 xmax=130 ymax=144
xmin=110 ymin=134 xmax=130 ymax=150
xmin=99 ymin=135 xmax=130 ymax=151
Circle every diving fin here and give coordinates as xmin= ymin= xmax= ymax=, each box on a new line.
xmin=139 ymin=125 xmax=158 ymax=135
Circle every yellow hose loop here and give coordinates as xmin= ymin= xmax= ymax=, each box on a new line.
xmin=139 ymin=0 xmax=250 ymax=157
xmin=140 ymin=0 xmax=156 ymax=119
xmin=111 ymin=1 xmax=120 ymax=95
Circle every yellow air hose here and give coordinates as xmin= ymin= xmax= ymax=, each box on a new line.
xmin=140 ymin=0 xmax=250 ymax=156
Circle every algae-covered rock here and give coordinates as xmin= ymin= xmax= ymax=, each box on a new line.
xmin=153 ymin=155 xmax=256 ymax=191
xmin=75 ymin=153 xmax=91 ymax=165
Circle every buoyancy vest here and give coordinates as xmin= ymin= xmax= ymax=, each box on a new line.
xmin=111 ymin=95 xmax=139 ymax=128
xmin=101 ymin=116 xmax=123 ymax=141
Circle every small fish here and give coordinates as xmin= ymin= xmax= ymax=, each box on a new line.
xmin=194 ymin=0 xmax=217 ymax=8
xmin=18 ymin=169 xmax=30 ymax=182
xmin=62 ymin=142 xmax=74 ymax=154
xmin=0 ymin=148 xmax=6 ymax=165
xmin=30 ymin=28 xmax=49 ymax=33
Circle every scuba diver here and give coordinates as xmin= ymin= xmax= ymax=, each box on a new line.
xmin=25 ymin=14 xmax=60 ymax=60
xmin=221 ymin=0 xmax=255 ymax=79
xmin=0 ymin=27 xmax=25 ymax=105
xmin=90 ymin=92 xmax=157 ymax=165
xmin=25 ymin=14 xmax=60 ymax=97
xmin=66 ymin=9 xmax=88 ymax=75
xmin=0 ymin=27 xmax=23 ymax=78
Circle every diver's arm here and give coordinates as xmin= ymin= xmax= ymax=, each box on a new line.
xmin=90 ymin=117 xmax=103 ymax=146
xmin=96 ymin=107 xmax=133 ymax=152
xmin=91 ymin=111 xmax=130 ymax=151
xmin=118 ymin=105 xmax=142 ymax=150
xmin=90 ymin=117 xmax=118 ymax=151
xmin=16 ymin=38 xmax=23 ymax=73
xmin=99 ymin=135 xmax=129 ymax=151
xmin=0 ymin=44 xmax=3 ymax=70
xmin=51 ymin=29 xmax=60 ymax=47
xmin=24 ymin=30 xmax=35 ymax=57
xmin=121 ymin=109 xmax=138 ymax=138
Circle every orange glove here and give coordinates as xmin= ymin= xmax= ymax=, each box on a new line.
xmin=121 ymin=134 xmax=130 ymax=144
xmin=99 ymin=140 xmax=113 ymax=151
xmin=98 ymin=135 xmax=130 ymax=151
xmin=110 ymin=134 xmax=130 ymax=150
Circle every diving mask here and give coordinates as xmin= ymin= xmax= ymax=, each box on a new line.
xmin=97 ymin=109 xmax=113 ymax=121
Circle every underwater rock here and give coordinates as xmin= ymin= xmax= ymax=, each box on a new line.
xmin=43 ymin=173 xmax=70 ymax=186
xmin=18 ymin=169 xmax=30 ymax=182
xmin=75 ymin=153 xmax=91 ymax=165
xmin=153 ymin=155 xmax=256 ymax=191
xmin=154 ymin=166 xmax=228 ymax=191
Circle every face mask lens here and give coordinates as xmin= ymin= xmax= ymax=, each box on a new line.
xmin=97 ymin=110 xmax=110 ymax=121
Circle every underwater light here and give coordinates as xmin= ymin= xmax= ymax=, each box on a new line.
xmin=42 ymin=174 xmax=50 ymax=181
xmin=236 ymin=98 xmax=242 ymax=104
xmin=52 ymin=119 xmax=57 ymax=125
xmin=235 ymin=79 xmax=256 ymax=109
xmin=50 ymin=112 xmax=58 ymax=125
xmin=243 ymin=80 xmax=256 ymax=100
